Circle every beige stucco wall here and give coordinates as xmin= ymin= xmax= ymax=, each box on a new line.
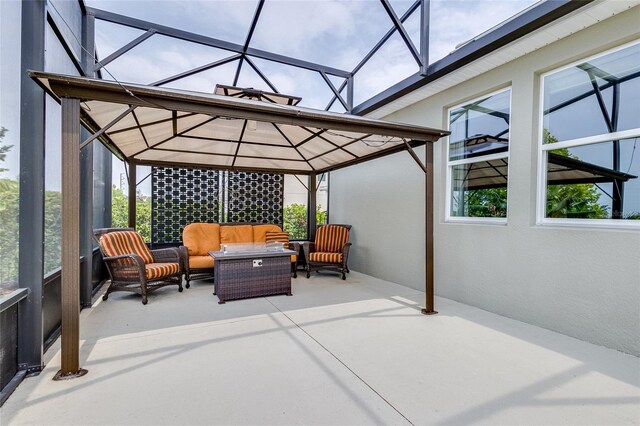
xmin=330 ymin=6 xmax=640 ymax=355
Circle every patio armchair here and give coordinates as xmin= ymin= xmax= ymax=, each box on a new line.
xmin=94 ymin=228 xmax=184 ymax=305
xmin=302 ymin=224 xmax=352 ymax=280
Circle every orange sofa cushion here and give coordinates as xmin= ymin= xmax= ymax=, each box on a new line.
xmin=220 ymin=225 xmax=254 ymax=244
xmin=183 ymin=223 xmax=221 ymax=256
xmin=189 ymin=255 xmax=214 ymax=269
xmin=253 ymin=224 xmax=283 ymax=242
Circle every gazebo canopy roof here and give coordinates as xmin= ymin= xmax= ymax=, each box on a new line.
xmin=31 ymin=71 xmax=448 ymax=175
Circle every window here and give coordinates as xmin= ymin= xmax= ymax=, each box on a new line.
xmin=0 ymin=0 xmax=21 ymax=294
xmin=43 ymin=23 xmax=81 ymax=274
xmin=446 ymin=89 xmax=511 ymax=221
xmin=539 ymin=41 xmax=640 ymax=225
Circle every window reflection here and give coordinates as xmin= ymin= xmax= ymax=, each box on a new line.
xmin=546 ymin=138 xmax=639 ymax=219
xmin=451 ymin=160 xmax=508 ymax=218
xmin=542 ymin=42 xmax=640 ymax=221
xmin=448 ymin=89 xmax=511 ymax=219
xmin=543 ymin=43 xmax=640 ymax=143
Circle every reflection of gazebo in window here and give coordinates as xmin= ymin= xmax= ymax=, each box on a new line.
xmin=544 ymin=60 xmax=640 ymax=218
xmin=454 ymin=135 xmax=637 ymax=214
xmin=451 ymin=135 xmax=508 ymax=191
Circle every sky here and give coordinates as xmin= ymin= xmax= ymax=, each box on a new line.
xmin=1 ymin=0 xmax=539 ymax=185
xmin=85 ymin=0 xmax=539 ymax=107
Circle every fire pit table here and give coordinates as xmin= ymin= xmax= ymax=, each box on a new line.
xmin=209 ymin=242 xmax=295 ymax=304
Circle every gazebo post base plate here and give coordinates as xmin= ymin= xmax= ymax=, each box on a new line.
xmin=421 ymin=309 xmax=438 ymax=315
xmin=53 ymin=368 xmax=88 ymax=381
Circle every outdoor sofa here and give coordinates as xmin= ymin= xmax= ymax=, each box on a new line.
xmin=180 ymin=223 xmax=299 ymax=287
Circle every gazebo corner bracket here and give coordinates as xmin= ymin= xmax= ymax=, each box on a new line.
xmin=403 ymin=139 xmax=428 ymax=174
xmin=79 ymin=105 xmax=136 ymax=150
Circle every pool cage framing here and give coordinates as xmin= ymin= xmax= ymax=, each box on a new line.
xmin=7 ymin=0 xmax=596 ymax=392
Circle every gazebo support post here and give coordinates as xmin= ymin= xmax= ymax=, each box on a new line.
xmin=308 ymin=173 xmax=317 ymax=241
xmin=127 ymin=161 xmax=137 ymax=228
xmin=421 ymin=142 xmax=437 ymax=315
xmin=403 ymin=140 xmax=437 ymax=315
xmin=54 ymin=97 xmax=88 ymax=380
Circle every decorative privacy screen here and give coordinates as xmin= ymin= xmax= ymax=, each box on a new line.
xmin=152 ymin=167 xmax=220 ymax=244
xmin=225 ymin=172 xmax=284 ymax=224
xmin=152 ymin=167 xmax=284 ymax=244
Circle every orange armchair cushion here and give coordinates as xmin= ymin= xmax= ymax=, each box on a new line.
xmin=145 ymin=263 xmax=181 ymax=280
xmin=308 ymin=252 xmax=343 ymax=263
xmin=315 ymin=225 xmax=349 ymax=253
xmin=99 ymin=231 xmax=154 ymax=264
xmin=220 ymin=225 xmax=253 ymax=244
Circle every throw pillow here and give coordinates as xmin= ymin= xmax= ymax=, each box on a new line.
xmin=265 ymin=231 xmax=289 ymax=245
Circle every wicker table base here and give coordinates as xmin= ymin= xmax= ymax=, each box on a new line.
xmin=209 ymin=249 xmax=295 ymax=304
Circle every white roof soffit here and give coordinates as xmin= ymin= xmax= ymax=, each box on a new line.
xmin=30 ymin=72 xmax=448 ymax=175
xmin=367 ymin=0 xmax=639 ymax=119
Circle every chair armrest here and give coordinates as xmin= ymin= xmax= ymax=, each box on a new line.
xmin=289 ymin=241 xmax=301 ymax=253
xmin=301 ymin=241 xmax=315 ymax=261
xmin=177 ymin=246 xmax=190 ymax=273
xmin=103 ymin=253 xmax=146 ymax=281
xmin=103 ymin=253 xmax=145 ymax=265
xmin=342 ymin=242 xmax=352 ymax=267
xmin=151 ymin=247 xmax=182 ymax=267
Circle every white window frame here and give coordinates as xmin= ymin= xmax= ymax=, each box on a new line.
xmin=445 ymin=87 xmax=512 ymax=224
xmin=537 ymin=40 xmax=640 ymax=230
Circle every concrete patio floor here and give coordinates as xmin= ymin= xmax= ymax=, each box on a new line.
xmin=2 ymin=271 xmax=639 ymax=425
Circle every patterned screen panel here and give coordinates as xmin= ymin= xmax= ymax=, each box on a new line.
xmin=152 ymin=167 xmax=220 ymax=244
xmin=225 ymin=171 xmax=284 ymax=225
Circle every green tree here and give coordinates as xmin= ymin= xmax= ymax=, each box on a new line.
xmin=136 ymin=191 xmax=152 ymax=242
xmin=283 ymin=203 xmax=326 ymax=240
xmin=0 ymin=127 xmax=12 ymax=174
xmin=0 ymin=178 xmax=19 ymax=291
xmin=44 ymin=189 xmax=62 ymax=273
xmin=111 ymin=185 xmax=152 ymax=241
xmin=0 ymin=127 xmax=19 ymax=291
xmin=111 ymin=185 xmax=128 ymax=229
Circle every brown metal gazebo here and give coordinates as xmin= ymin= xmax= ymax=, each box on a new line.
xmin=30 ymin=71 xmax=449 ymax=380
